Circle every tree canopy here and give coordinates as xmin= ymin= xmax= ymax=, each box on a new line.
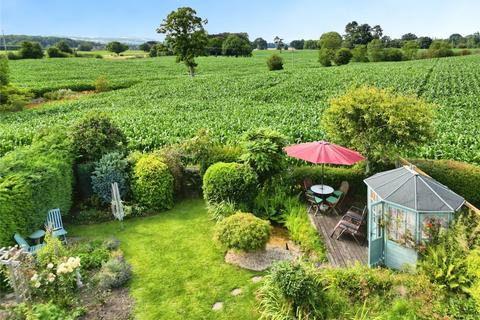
xmin=157 ymin=7 xmax=208 ymax=76
xmin=221 ymin=34 xmax=252 ymax=57
xmin=106 ymin=41 xmax=129 ymax=55
xmin=19 ymin=41 xmax=44 ymax=59
xmin=321 ymin=86 xmax=434 ymax=171
xmin=253 ymin=37 xmax=268 ymax=50
xmin=344 ymin=21 xmax=382 ymax=47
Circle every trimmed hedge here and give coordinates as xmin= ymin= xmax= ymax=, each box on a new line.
xmin=283 ymin=163 xmax=367 ymax=197
xmin=203 ymin=162 xmax=258 ymax=206
xmin=411 ymin=159 xmax=480 ymax=207
xmin=0 ymin=129 xmax=74 ymax=246
xmin=131 ymin=154 xmax=174 ymax=211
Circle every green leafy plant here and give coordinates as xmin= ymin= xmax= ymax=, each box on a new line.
xmin=267 ymin=54 xmax=283 ymax=71
xmin=94 ymin=75 xmax=110 ymax=92
xmin=207 ymin=200 xmax=237 ymax=221
xmin=95 ymin=256 xmax=132 ymax=290
xmin=131 ymin=153 xmax=174 ymax=210
xmin=91 ymin=152 xmax=129 ymax=204
xmin=214 ymin=212 xmax=271 ymax=251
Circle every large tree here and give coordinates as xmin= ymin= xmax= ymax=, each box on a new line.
xmin=448 ymin=33 xmax=464 ymax=47
xmin=321 ymin=86 xmax=434 ymax=172
xmin=252 ymin=37 xmax=268 ymax=50
xmin=402 ymin=40 xmax=420 ymax=60
xmin=19 ymin=41 xmax=44 ymax=59
xmin=367 ymin=39 xmax=384 ymax=62
xmin=417 ymin=36 xmax=433 ymax=49
xmin=273 ymin=36 xmax=285 ymax=51
xmin=157 ymin=7 xmax=208 ymax=76
xmin=106 ymin=41 xmax=129 ymax=55
xmin=318 ymin=32 xmax=342 ymax=66
xmin=401 ymin=33 xmax=418 ymax=42
xmin=344 ymin=21 xmax=378 ymax=47
xmin=289 ymin=39 xmax=304 ymax=50
xmin=222 ymin=34 xmax=252 ymax=57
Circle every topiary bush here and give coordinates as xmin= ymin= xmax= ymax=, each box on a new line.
xmin=131 ymin=153 xmax=174 ymax=211
xmin=267 ymin=54 xmax=283 ymax=71
xmin=334 ymin=48 xmax=352 ymax=65
xmin=214 ymin=212 xmax=271 ymax=251
xmin=71 ymin=112 xmax=126 ymax=163
xmin=203 ymin=162 xmax=258 ymax=207
xmin=411 ymin=159 xmax=480 ymax=207
xmin=91 ymin=152 xmax=129 ymax=205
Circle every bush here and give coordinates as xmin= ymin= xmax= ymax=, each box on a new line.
xmin=47 ymin=47 xmax=68 ymax=58
xmin=207 ymin=200 xmax=237 ymax=221
xmin=460 ymin=49 xmax=472 ymax=56
xmin=221 ymin=34 xmax=252 ymax=57
xmin=334 ymin=48 xmax=352 ymax=65
xmin=94 ymin=75 xmax=110 ymax=92
xmin=132 ymin=153 xmax=174 ymax=210
xmin=12 ymin=302 xmax=84 ymax=320
xmin=95 ymin=257 xmax=132 ymax=290
xmin=284 ymin=205 xmax=326 ymax=262
xmin=384 ymin=48 xmax=404 ymax=61
xmin=318 ymin=48 xmax=332 ymax=66
xmin=71 ymin=113 xmax=126 ymax=163
xmin=91 ymin=152 xmax=129 ymax=205
xmin=214 ymin=212 xmax=271 ymax=251
xmin=43 ymin=88 xmax=75 ymax=100
xmin=152 ymin=146 xmax=185 ymax=194
xmin=37 ymin=232 xmax=68 ymax=267
xmin=351 ymin=44 xmax=368 ymax=62
xmin=0 ymin=56 xmax=9 ymax=85
xmin=0 ymin=85 xmax=33 ymax=112
xmin=203 ymin=162 xmax=258 ymax=207
xmin=267 ymin=54 xmax=283 ymax=70
xmin=19 ymin=41 xmax=44 ymax=59
xmin=428 ymin=40 xmax=454 ymax=58
xmin=69 ymin=240 xmax=110 ymax=270
xmin=252 ymin=181 xmax=296 ymax=223
xmin=240 ymin=128 xmax=287 ymax=182
xmin=367 ymin=39 xmax=384 ymax=62
xmin=411 ymin=159 xmax=480 ymax=207
xmin=0 ymin=129 xmax=74 ymax=246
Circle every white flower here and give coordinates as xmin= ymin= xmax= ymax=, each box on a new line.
xmin=34 ymin=282 xmax=41 ymax=288
xmin=47 ymin=263 xmax=54 ymax=269
xmin=47 ymin=273 xmax=56 ymax=282
xmin=30 ymin=273 xmax=38 ymax=282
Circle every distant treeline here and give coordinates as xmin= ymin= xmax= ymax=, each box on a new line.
xmin=2 ymin=35 xmax=102 ymax=51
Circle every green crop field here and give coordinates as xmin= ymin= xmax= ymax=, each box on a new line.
xmin=1 ymin=50 xmax=479 ymax=164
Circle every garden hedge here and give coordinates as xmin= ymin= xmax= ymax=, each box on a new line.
xmin=0 ymin=129 xmax=74 ymax=246
xmin=411 ymin=159 xmax=480 ymax=207
xmin=203 ymin=162 xmax=258 ymax=206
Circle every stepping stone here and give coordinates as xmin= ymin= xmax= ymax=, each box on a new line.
xmin=212 ymin=302 xmax=223 ymax=311
xmin=231 ymin=288 xmax=242 ymax=296
xmin=251 ymin=276 xmax=263 ymax=283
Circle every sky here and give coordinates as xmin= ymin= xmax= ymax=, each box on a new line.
xmin=1 ymin=0 xmax=479 ymax=42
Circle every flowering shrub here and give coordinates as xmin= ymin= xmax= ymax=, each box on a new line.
xmin=95 ymin=256 xmax=132 ymax=290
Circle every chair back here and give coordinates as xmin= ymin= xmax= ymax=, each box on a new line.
xmin=339 ymin=181 xmax=349 ymax=195
xmin=14 ymin=233 xmax=30 ymax=250
xmin=46 ymin=208 xmax=63 ymax=231
xmin=305 ymin=192 xmax=316 ymax=204
xmin=360 ymin=206 xmax=368 ymax=221
xmin=303 ymin=179 xmax=313 ymax=190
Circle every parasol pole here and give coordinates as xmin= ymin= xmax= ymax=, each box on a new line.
xmin=321 ymin=163 xmax=324 ymax=186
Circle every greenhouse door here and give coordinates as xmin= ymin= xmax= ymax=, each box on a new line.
xmin=368 ymin=202 xmax=384 ymax=267
xmin=384 ymin=206 xmax=417 ymax=270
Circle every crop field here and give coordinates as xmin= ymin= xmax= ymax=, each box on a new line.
xmin=1 ymin=50 xmax=479 ymax=164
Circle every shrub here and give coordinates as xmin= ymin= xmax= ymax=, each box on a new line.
xmin=240 ymin=128 xmax=287 ymax=182
xmin=411 ymin=159 xmax=480 ymax=207
xmin=56 ymin=41 xmax=73 ymax=54
xmin=37 ymin=232 xmax=68 ymax=267
xmin=12 ymin=302 xmax=84 ymax=320
xmin=152 ymin=146 xmax=185 ymax=194
xmin=203 ymin=162 xmax=258 ymax=207
xmin=95 ymin=257 xmax=132 ymax=290
xmin=214 ymin=212 xmax=271 ymax=251
xmin=367 ymin=39 xmax=384 ymax=62
xmin=47 ymin=47 xmax=68 ymax=58
xmin=351 ymin=44 xmax=368 ymax=62
xmin=69 ymin=241 xmax=110 ymax=270
xmin=19 ymin=41 xmax=44 ymax=59
xmin=207 ymin=200 xmax=237 ymax=221
xmin=252 ymin=181 xmax=296 ymax=223
xmin=0 ymin=129 xmax=74 ymax=246
xmin=0 ymin=85 xmax=33 ymax=112
xmin=267 ymin=54 xmax=283 ymax=70
xmin=428 ymin=40 xmax=454 ymax=58
xmin=71 ymin=112 xmax=126 ymax=163
xmin=91 ymin=152 xmax=129 ymax=204
xmin=222 ymin=34 xmax=252 ymax=57
xmin=334 ymin=48 xmax=352 ymax=65
xmin=43 ymin=88 xmax=75 ymax=100
xmin=384 ymin=48 xmax=404 ymax=61
xmin=460 ymin=49 xmax=472 ymax=56
xmin=132 ymin=153 xmax=174 ymax=210
xmin=284 ymin=205 xmax=326 ymax=262
xmin=0 ymin=56 xmax=9 ymax=85
xmin=318 ymin=48 xmax=332 ymax=66
xmin=94 ymin=75 xmax=110 ymax=92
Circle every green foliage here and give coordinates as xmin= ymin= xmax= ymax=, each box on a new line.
xmin=304 ymin=39 xmax=319 ymax=49
xmin=334 ymin=48 xmax=353 ymax=65
xmin=383 ymin=48 xmax=404 ymax=61
xmin=43 ymin=88 xmax=75 ymax=100
xmin=367 ymin=39 xmax=385 ymax=62
xmin=78 ymin=42 xmax=93 ymax=51
xmin=351 ymin=45 xmax=368 ymax=62
xmin=0 ymin=84 xmax=33 ymax=112
xmin=106 ymin=41 xmax=129 ymax=55
xmin=284 ymin=205 xmax=326 ymax=262
xmin=95 ymin=257 xmax=132 ymax=290
xmin=0 ymin=56 xmax=9 ymax=85
xmin=37 ymin=232 xmax=68 ymax=267
xmin=19 ymin=41 xmax=44 ymax=59
xmin=428 ymin=40 xmax=454 ymax=58
xmin=91 ymin=152 xmax=129 ymax=204
xmin=221 ymin=34 xmax=252 ymax=57
xmin=253 ymin=37 xmax=268 ymax=50
xmin=94 ymin=75 xmax=109 ymax=92
xmin=152 ymin=146 xmax=185 ymax=194
xmin=56 ymin=40 xmax=73 ymax=54
xmin=240 ymin=128 xmax=287 ymax=182
xmin=71 ymin=112 xmax=126 ymax=163
xmin=412 ymin=159 xmax=480 ymax=207
xmin=214 ymin=212 xmax=271 ymax=251
xmin=202 ymin=162 xmax=258 ymax=207
xmin=206 ymin=200 xmax=237 ymax=221
xmin=318 ymin=48 xmax=333 ymax=66
xmin=319 ymin=32 xmax=342 ymax=50
xmin=132 ymin=153 xmax=174 ymax=210
xmin=0 ymin=129 xmax=73 ymax=246
xmin=47 ymin=47 xmax=68 ymax=58
xmin=252 ymin=181 xmax=297 ymax=223
xmin=157 ymin=7 xmax=208 ymax=76
xmin=267 ymin=54 xmax=283 ymax=71
xmin=12 ymin=302 xmax=84 ymax=320
xmin=322 ymin=86 xmax=434 ymax=168
xmin=402 ymin=40 xmax=420 ymax=60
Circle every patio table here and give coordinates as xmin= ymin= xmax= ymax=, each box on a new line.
xmin=29 ymin=229 xmax=45 ymax=244
xmin=310 ymin=184 xmax=334 ymax=200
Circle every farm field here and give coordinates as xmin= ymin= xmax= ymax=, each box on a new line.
xmin=1 ymin=50 xmax=479 ymax=164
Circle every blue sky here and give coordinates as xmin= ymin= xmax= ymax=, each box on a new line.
xmin=1 ymin=0 xmax=479 ymax=41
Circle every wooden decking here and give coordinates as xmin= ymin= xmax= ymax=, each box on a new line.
xmin=310 ymin=213 xmax=368 ymax=268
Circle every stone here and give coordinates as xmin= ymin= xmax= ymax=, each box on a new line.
xmin=212 ymin=302 xmax=223 ymax=311
xmin=231 ymin=288 xmax=242 ymax=296
xmin=251 ymin=276 xmax=263 ymax=283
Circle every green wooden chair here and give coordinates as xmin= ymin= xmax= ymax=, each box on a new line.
xmin=332 ymin=181 xmax=349 ymax=198
xmin=306 ymin=192 xmax=322 ymax=216
xmin=46 ymin=208 xmax=68 ymax=243
xmin=14 ymin=233 xmax=44 ymax=254
xmin=325 ymin=182 xmax=349 ymax=215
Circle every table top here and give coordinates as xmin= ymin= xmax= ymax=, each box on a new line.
xmin=311 ymin=184 xmax=334 ymax=195
xmin=29 ymin=229 xmax=46 ymax=239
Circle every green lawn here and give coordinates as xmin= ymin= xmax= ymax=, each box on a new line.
xmin=70 ymin=199 xmax=262 ymax=320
